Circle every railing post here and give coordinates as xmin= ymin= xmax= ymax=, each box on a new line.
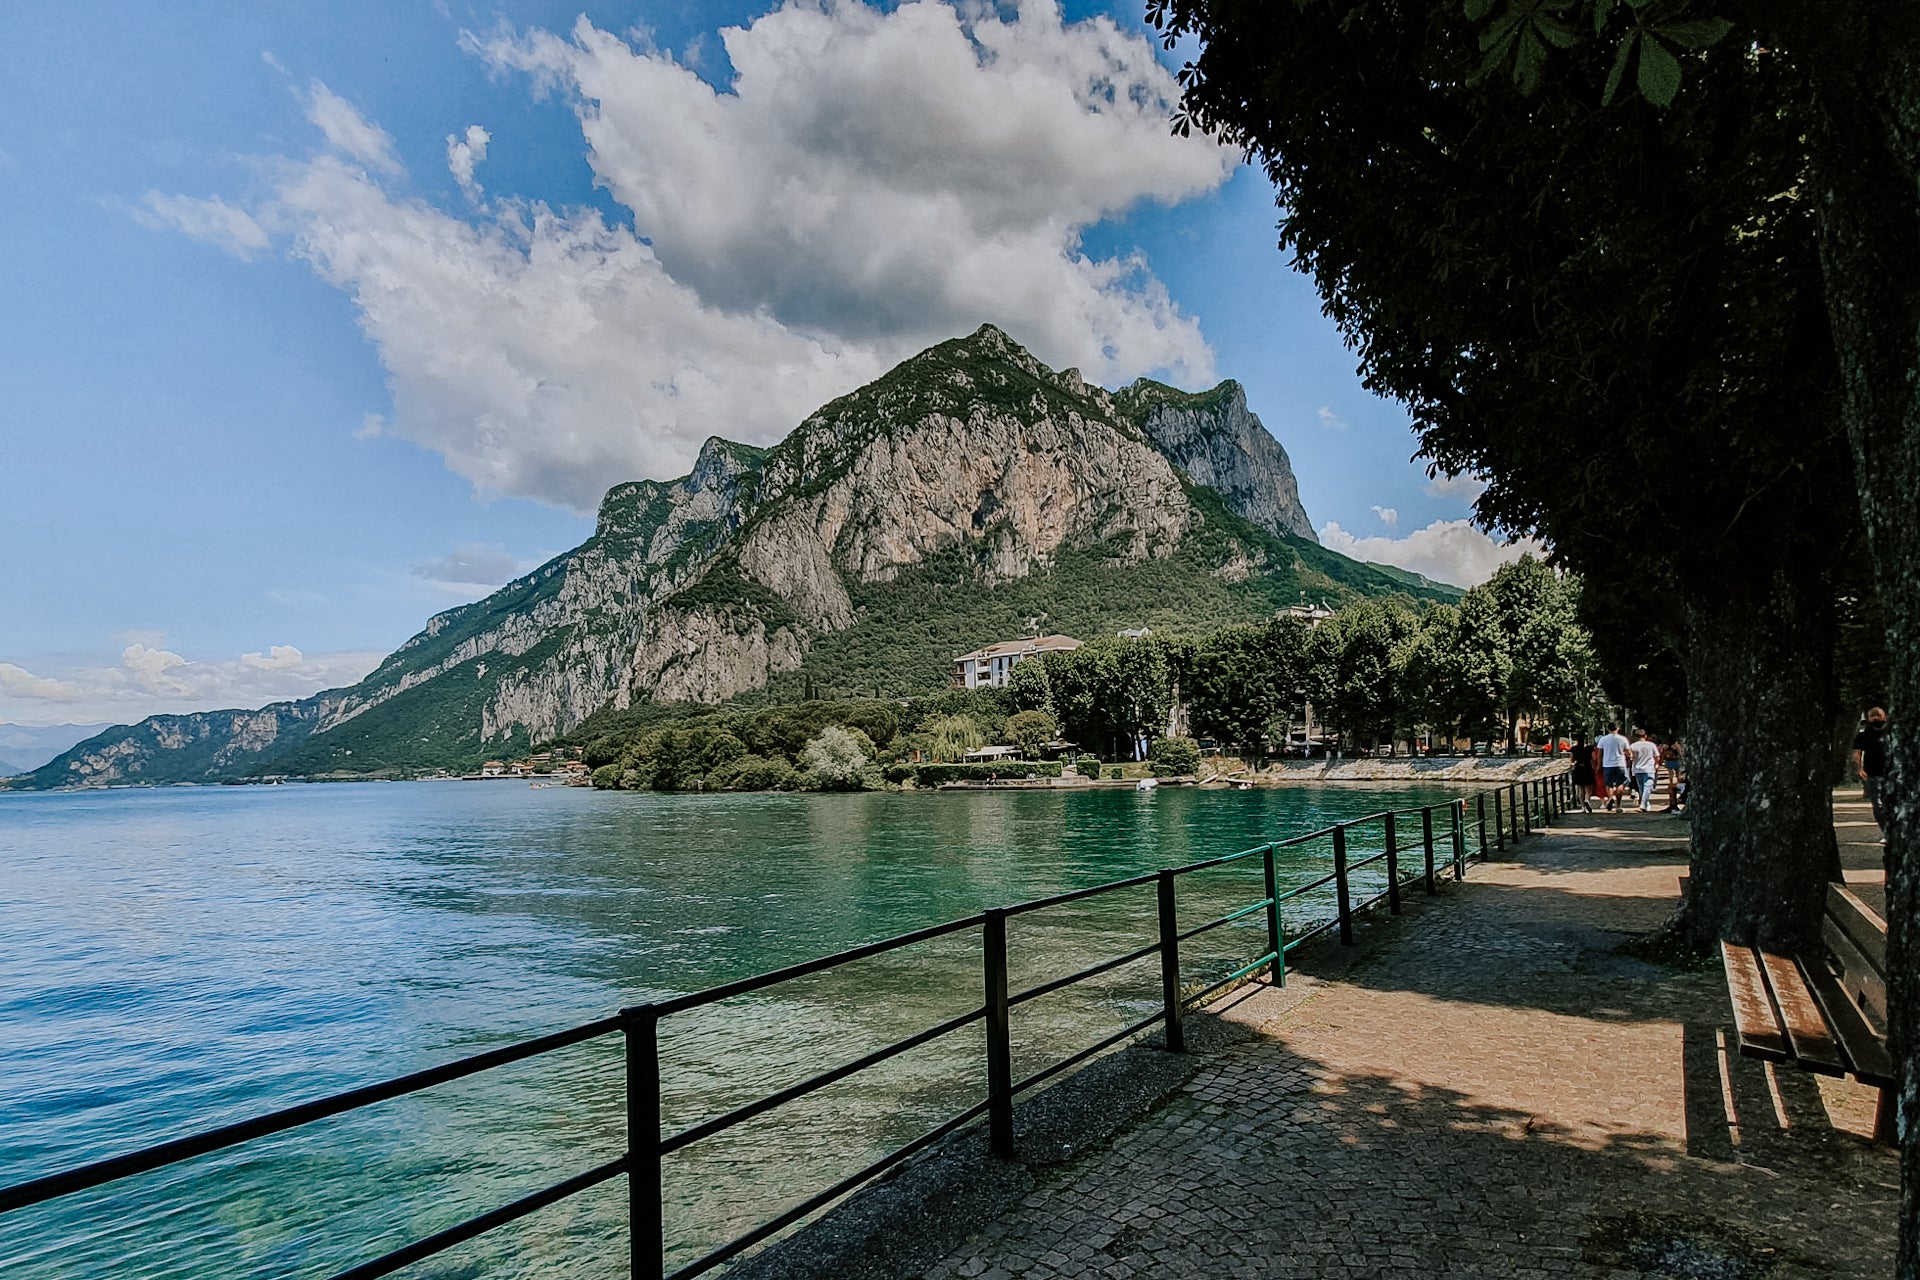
xmin=1384 ymin=812 xmax=1401 ymax=915
xmin=1157 ymin=872 xmax=1186 ymax=1052
xmin=1522 ymin=780 xmax=1533 ymax=835
xmin=983 ymin=909 xmax=1015 ymax=1157
xmin=1476 ymin=792 xmax=1488 ymax=858
xmin=1421 ymin=806 xmax=1436 ymax=894
xmin=1333 ymin=824 xmax=1354 ymax=945
xmin=1452 ymin=799 xmax=1467 ymax=881
xmin=624 ymin=1005 xmax=664 ymax=1280
xmin=1493 ymin=787 xmax=1505 ymax=851
xmin=1263 ymin=843 xmax=1285 ymax=986
xmin=1513 ymin=783 xmax=1523 ymax=841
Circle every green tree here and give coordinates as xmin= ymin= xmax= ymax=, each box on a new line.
xmin=1006 ymin=709 xmax=1057 ymax=760
xmin=1146 ymin=0 xmax=1851 ymax=957
xmin=1007 ymin=657 xmax=1054 ymax=715
xmin=1043 ymin=638 xmax=1174 ymax=760
xmin=799 ymin=725 xmax=875 ymax=790
xmin=1310 ymin=601 xmax=1420 ymax=753
xmin=1187 ymin=618 xmax=1307 ymax=763
xmin=925 ymin=714 xmax=986 ymax=763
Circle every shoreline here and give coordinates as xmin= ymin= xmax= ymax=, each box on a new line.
xmin=4 ymin=757 xmax=1571 ymax=795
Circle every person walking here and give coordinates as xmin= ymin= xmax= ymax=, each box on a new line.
xmin=1627 ymin=730 xmax=1661 ymax=812
xmin=1854 ymin=707 xmax=1890 ymax=837
xmin=1660 ymin=738 xmax=1686 ymax=812
xmin=1569 ymin=734 xmax=1599 ymax=811
xmin=1596 ymin=725 xmax=1632 ymax=812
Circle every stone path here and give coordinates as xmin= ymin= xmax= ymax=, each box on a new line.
xmin=921 ymin=803 xmax=1898 ymax=1280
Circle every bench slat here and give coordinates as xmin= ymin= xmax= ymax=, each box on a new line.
xmin=1824 ymin=915 xmax=1888 ymax=1028
xmin=1721 ymin=942 xmax=1789 ymax=1062
xmin=1802 ymin=960 xmax=1895 ymax=1088
xmin=1758 ymin=950 xmax=1846 ymax=1077
xmin=1827 ymin=882 xmax=1887 ymax=973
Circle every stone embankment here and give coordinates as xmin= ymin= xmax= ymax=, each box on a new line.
xmin=1225 ymin=755 xmax=1569 ymax=784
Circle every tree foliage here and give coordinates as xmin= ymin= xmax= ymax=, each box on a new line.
xmin=799 ymin=726 xmax=876 ymax=790
xmin=1006 ymin=710 xmax=1058 ymax=759
xmin=1144 ymin=0 xmax=1852 ymax=957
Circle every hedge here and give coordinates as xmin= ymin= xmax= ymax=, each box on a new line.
xmin=901 ymin=760 xmax=1064 ymax=786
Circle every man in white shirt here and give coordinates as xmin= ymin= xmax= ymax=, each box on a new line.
xmin=1595 ymin=726 xmax=1632 ymax=812
xmin=1627 ymin=730 xmax=1662 ymax=811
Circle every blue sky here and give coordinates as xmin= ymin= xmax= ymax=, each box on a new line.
xmin=0 ymin=1 xmax=1516 ymax=728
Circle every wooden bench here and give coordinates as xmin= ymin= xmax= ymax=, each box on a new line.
xmin=1721 ymin=882 xmax=1893 ymax=1142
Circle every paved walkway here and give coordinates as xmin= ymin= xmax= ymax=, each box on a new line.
xmin=922 ymin=802 xmax=1897 ymax=1280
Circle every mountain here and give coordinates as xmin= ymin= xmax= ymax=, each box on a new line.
xmin=0 ymin=722 xmax=113 ymax=776
xmin=10 ymin=326 xmax=1451 ymax=789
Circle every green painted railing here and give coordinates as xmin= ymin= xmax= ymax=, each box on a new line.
xmin=0 ymin=772 xmax=1573 ymax=1279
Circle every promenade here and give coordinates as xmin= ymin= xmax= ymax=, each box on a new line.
xmin=922 ymin=795 xmax=1897 ymax=1280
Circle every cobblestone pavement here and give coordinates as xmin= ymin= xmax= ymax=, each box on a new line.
xmin=922 ymin=808 xmax=1898 ymax=1280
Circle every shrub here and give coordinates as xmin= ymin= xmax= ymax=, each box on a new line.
xmin=1149 ymin=736 xmax=1202 ymax=777
xmin=1077 ymin=759 xmax=1104 ymax=781
xmin=800 ymin=726 xmax=876 ymax=790
xmin=735 ymin=700 xmax=901 ymax=759
xmin=908 ymin=761 xmax=1064 ymax=785
xmin=591 ymin=763 xmax=623 ymax=789
xmin=708 ymin=754 xmax=797 ymax=791
xmin=1006 ymin=709 xmax=1057 ymax=760
xmin=645 ymin=726 xmax=748 ymax=791
xmin=583 ymin=735 xmax=626 ymax=769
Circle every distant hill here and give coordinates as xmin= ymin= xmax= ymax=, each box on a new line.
xmin=10 ymin=327 xmax=1454 ymax=789
xmin=0 ymin=722 xmax=112 ymax=776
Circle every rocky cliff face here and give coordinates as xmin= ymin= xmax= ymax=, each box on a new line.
xmin=1118 ymin=379 xmax=1318 ymax=543
xmin=22 ymin=702 xmax=326 ymax=787
xmin=12 ymin=326 xmax=1423 ymax=788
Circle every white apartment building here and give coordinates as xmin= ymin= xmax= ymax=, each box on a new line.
xmin=951 ymin=634 xmax=1083 ymax=689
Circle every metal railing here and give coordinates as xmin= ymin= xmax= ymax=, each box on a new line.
xmin=0 ymin=775 xmax=1573 ymax=1280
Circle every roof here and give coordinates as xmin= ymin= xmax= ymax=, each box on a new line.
xmin=954 ymin=634 xmax=1083 ymax=663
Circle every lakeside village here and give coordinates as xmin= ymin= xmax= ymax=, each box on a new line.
xmin=559 ymin=558 xmax=1613 ymax=796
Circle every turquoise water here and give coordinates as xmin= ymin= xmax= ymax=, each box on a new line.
xmin=0 ymin=780 xmax=1468 ymax=1278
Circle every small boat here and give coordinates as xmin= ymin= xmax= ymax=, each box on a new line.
xmin=1135 ymin=777 xmax=1158 ymax=791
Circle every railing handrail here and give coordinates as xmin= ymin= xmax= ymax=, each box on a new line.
xmin=0 ymin=782 xmax=1567 ymax=1280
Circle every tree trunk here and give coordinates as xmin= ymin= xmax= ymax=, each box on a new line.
xmin=1680 ymin=566 xmax=1841 ymax=952
xmin=1793 ymin=8 xmax=1920 ymax=1267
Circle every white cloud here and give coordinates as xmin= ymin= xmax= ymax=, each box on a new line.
xmin=1370 ymin=505 xmax=1398 ymax=528
xmin=411 ymin=543 xmax=526 ymax=587
xmin=1424 ymin=471 xmax=1488 ymax=503
xmin=1317 ymin=406 xmax=1347 ymax=431
xmin=149 ymin=3 xmax=1233 ymax=512
xmin=306 ymin=81 xmax=402 ymax=175
xmin=354 ymin=412 xmax=386 ymax=440
xmin=137 ymin=192 xmax=269 ymax=259
xmin=0 ymin=664 xmax=82 ymax=701
xmin=0 ymin=643 xmax=386 ymax=726
xmin=1319 ymin=518 xmax=1548 ymax=589
xmin=447 ymin=124 xmax=490 ymax=201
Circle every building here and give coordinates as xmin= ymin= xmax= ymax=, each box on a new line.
xmin=1280 ymin=597 xmax=1335 ymax=626
xmin=951 ymin=634 xmax=1082 ymax=689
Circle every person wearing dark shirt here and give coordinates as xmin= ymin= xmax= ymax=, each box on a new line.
xmin=1853 ymin=707 xmax=1890 ymax=835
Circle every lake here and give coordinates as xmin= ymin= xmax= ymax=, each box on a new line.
xmin=0 ymin=779 xmax=1472 ymax=1279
